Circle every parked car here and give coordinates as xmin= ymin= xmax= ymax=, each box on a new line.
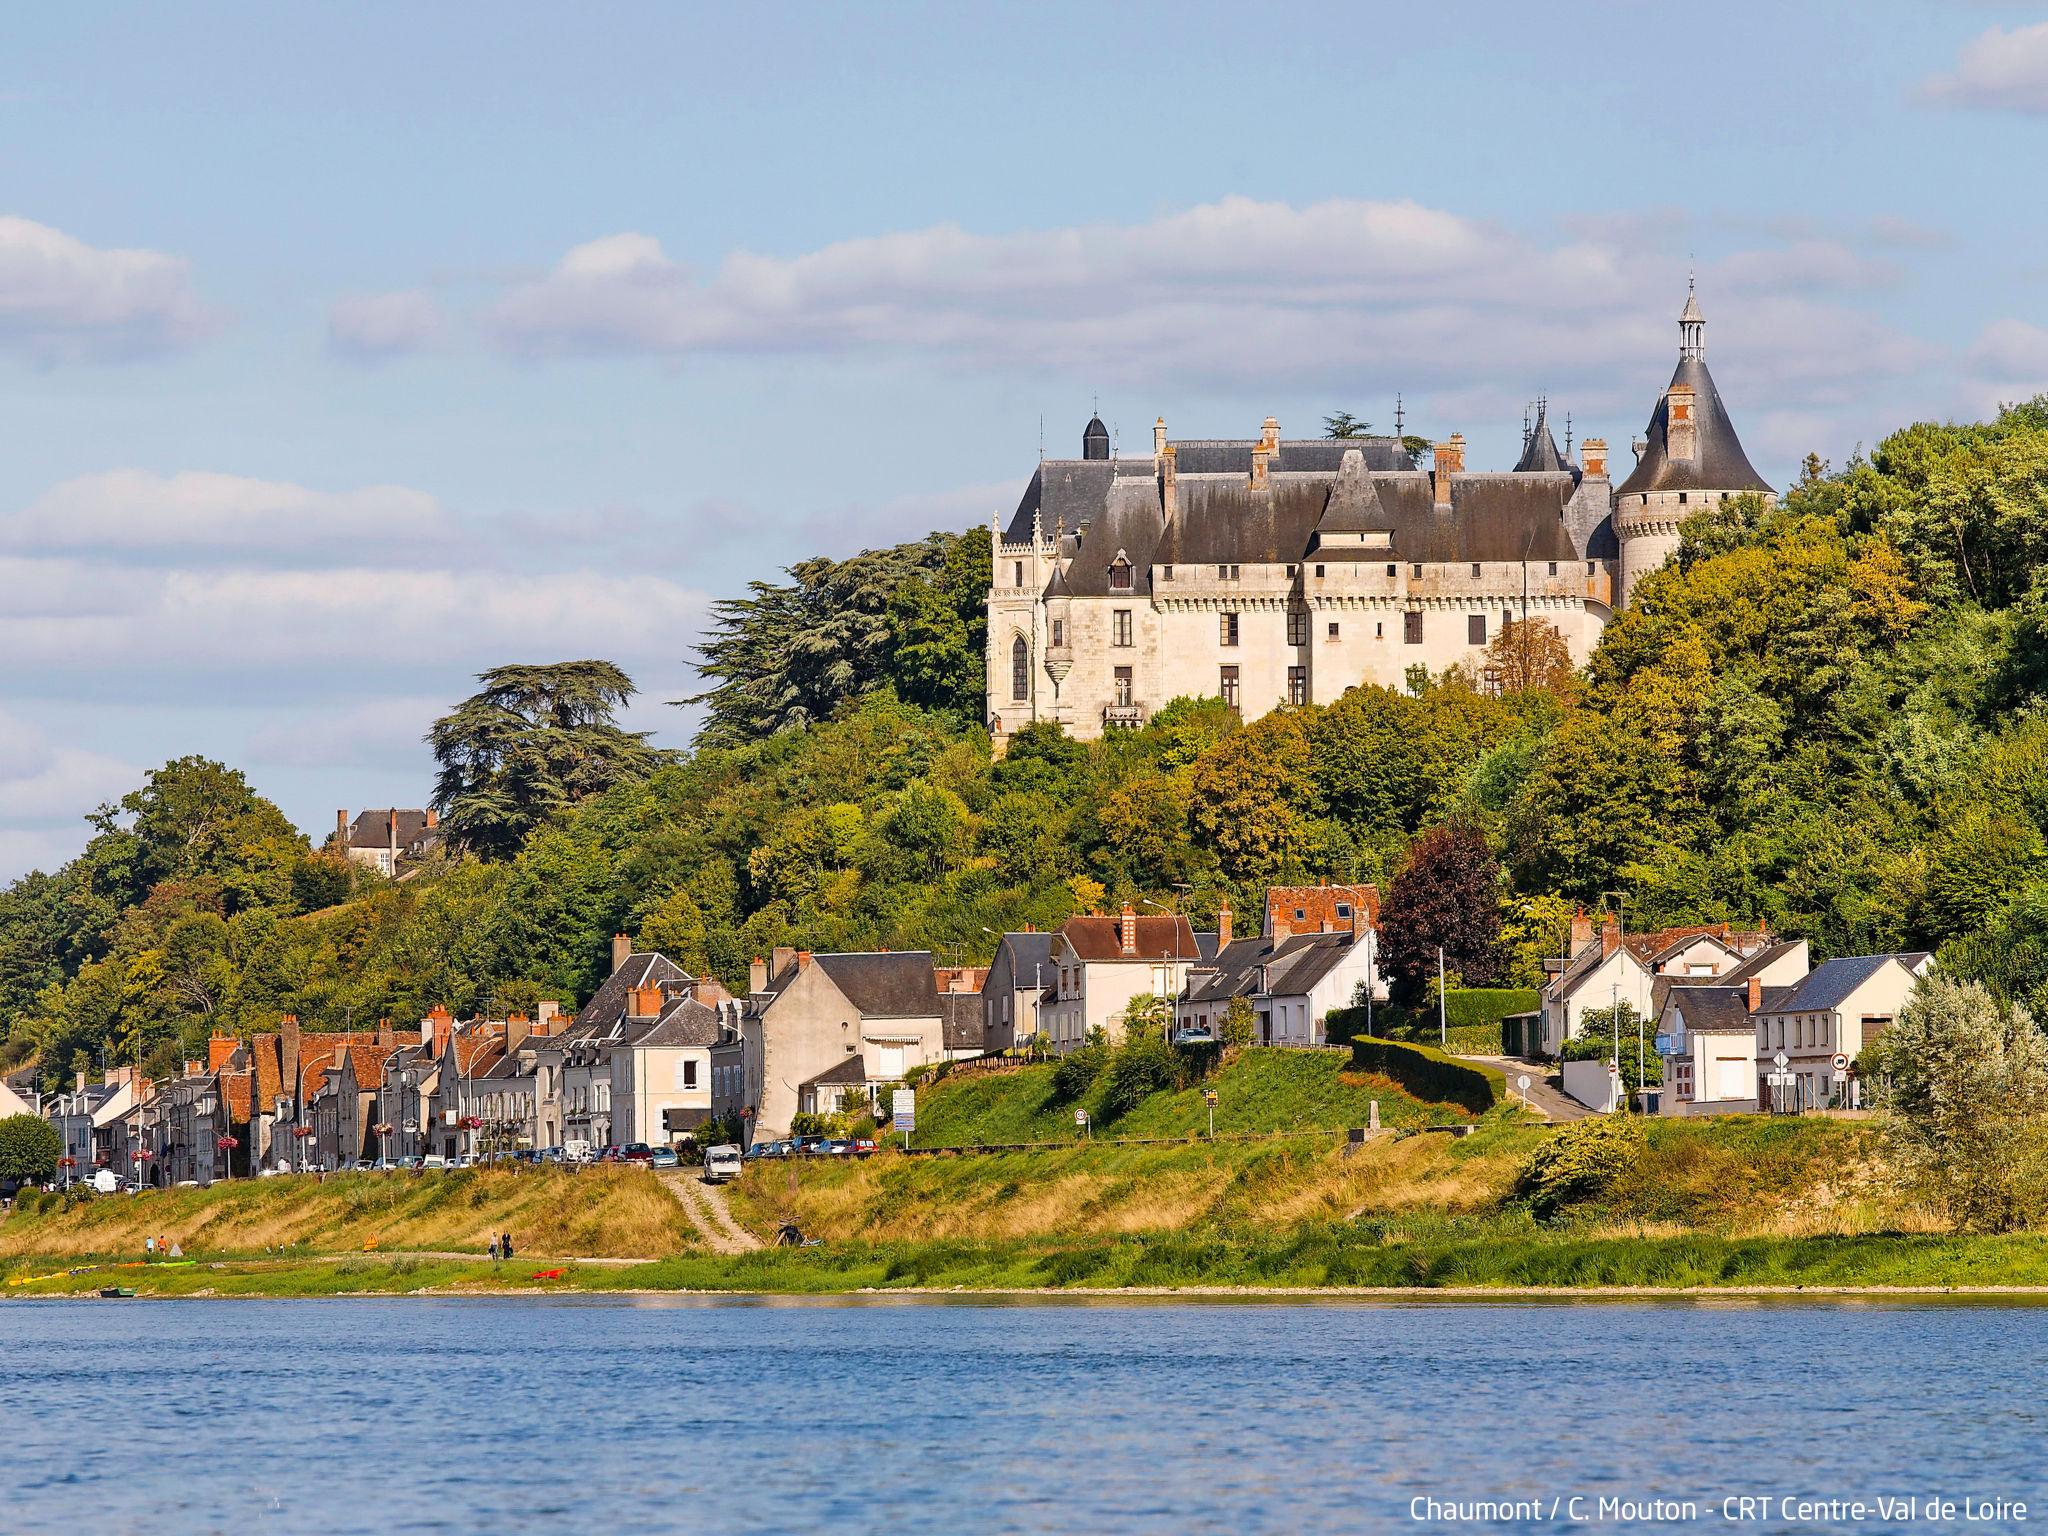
xmin=702 ymin=1144 xmax=743 ymax=1184
xmin=851 ymin=1137 xmax=877 ymax=1157
xmin=744 ymin=1142 xmax=776 ymax=1161
xmin=825 ymin=1139 xmax=854 ymax=1157
xmin=797 ymin=1137 xmax=831 ymax=1157
xmin=420 ymin=1153 xmax=447 ymax=1171
xmin=620 ymin=1143 xmax=654 ymax=1164
xmin=650 ymin=1147 xmax=680 ymax=1169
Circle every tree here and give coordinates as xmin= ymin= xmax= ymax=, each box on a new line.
xmin=1562 ymin=1003 xmax=1661 ymax=1089
xmin=1866 ymin=974 xmax=2048 ymax=1232
xmin=429 ymin=661 xmax=662 ymax=859
xmin=0 ymin=1113 xmax=62 ymax=1185
xmin=1221 ymin=996 xmax=1256 ymax=1048
xmin=1323 ymin=411 xmax=1373 ymax=438
xmin=1476 ymin=617 xmax=1576 ymax=696
xmin=1378 ymin=822 xmax=1503 ymax=1006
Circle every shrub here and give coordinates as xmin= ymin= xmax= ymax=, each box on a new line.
xmin=1565 ymin=1004 xmax=1661 ymax=1087
xmin=1514 ymin=1115 xmax=1645 ymax=1222
xmin=0 ymin=1114 xmax=62 ymax=1186
xmin=1221 ymin=997 xmax=1256 ymax=1049
xmin=1052 ymin=1043 xmax=1111 ymax=1101
xmin=1100 ymin=1035 xmax=1186 ymax=1121
xmin=1348 ymin=1038 xmax=1503 ymax=1114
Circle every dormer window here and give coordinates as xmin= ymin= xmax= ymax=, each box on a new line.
xmin=1109 ymin=556 xmax=1133 ymax=592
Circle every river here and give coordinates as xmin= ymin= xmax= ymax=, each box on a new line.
xmin=3 ymin=1296 xmax=2044 ymax=1534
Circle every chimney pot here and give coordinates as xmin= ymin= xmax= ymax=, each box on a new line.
xmin=1570 ymin=907 xmax=1594 ymax=952
xmin=1747 ymin=976 xmax=1763 ymax=1012
xmin=1216 ymin=899 xmax=1233 ymax=950
xmin=1119 ymin=901 xmax=1138 ymax=955
xmin=611 ymin=932 xmax=632 ymax=974
xmin=336 ymin=809 xmax=349 ymax=848
xmin=1153 ymin=417 xmax=1167 ymax=456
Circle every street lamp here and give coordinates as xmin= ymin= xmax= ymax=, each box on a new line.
xmin=1600 ymin=890 xmax=1629 ymax=1112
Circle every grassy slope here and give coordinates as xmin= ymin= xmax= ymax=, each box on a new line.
xmin=914 ymin=1047 xmax=1467 ymax=1149
xmin=0 ymin=1167 xmax=694 ymax=1264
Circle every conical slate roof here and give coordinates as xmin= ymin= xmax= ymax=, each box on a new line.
xmin=1614 ymin=354 xmax=1773 ymax=498
xmin=1313 ymin=448 xmax=1388 ymax=534
xmin=1082 ymin=415 xmax=1110 ymax=460
xmin=1513 ymin=400 xmax=1570 ymax=474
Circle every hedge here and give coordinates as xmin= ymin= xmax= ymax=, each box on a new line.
xmin=1325 ymin=987 xmax=1539 ymax=1054
xmin=1347 ymin=1037 xmax=1504 ymax=1116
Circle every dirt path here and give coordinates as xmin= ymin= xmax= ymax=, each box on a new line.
xmin=658 ymin=1170 xmax=760 ymax=1254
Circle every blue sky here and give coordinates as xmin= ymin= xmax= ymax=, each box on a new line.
xmin=4 ymin=1 xmax=2047 ymax=879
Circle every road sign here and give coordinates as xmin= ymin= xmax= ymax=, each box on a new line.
xmin=1773 ymin=1052 xmax=1789 ymax=1069
xmin=1074 ymin=1108 xmax=1088 ymax=1126
xmin=892 ymin=1088 xmax=916 ymax=1132
xmin=1517 ymin=1075 xmax=1531 ymax=1091
xmin=1202 ymin=1088 xmax=1217 ymax=1107
xmin=1832 ymin=1054 xmax=1849 ymax=1072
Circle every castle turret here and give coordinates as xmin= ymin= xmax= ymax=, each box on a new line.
xmin=1613 ymin=281 xmax=1774 ymax=605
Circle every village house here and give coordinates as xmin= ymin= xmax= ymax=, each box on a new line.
xmin=1040 ymin=905 xmax=1204 ymax=1053
xmin=333 ymin=807 xmax=442 ymax=876
xmin=1751 ymin=953 xmax=1933 ymax=1111
xmin=984 ymin=931 xmax=1055 ymax=1054
xmin=1177 ymin=887 xmax=1380 ymax=1046
xmin=745 ymin=948 xmax=953 ymax=1137
xmin=609 ymin=986 xmax=736 ymax=1147
xmin=1536 ymin=913 xmax=1788 ymax=1059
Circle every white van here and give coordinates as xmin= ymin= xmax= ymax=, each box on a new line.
xmin=702 ymin=1144 xmax=743 ymax=1184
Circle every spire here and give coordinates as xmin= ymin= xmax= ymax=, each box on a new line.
xmin=1679 ymin=274 xmax=1704 ymax=360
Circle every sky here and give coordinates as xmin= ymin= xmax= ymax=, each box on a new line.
xmin=3 ymin=0 xmax=2048 ymax=881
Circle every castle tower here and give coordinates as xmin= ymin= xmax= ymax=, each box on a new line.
xmin=1613 ymin=282 xmax=1774 ymax=605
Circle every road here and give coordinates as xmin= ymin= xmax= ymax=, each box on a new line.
xmin=659 ymin=1168 xmax=761 ymax=1253
xmin=1468 ymin=1056 xmax=1591 ymax=1121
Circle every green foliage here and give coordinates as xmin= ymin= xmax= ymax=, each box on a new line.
xmin=1348 ymin=1037 xmax=1503 ymax=1114
xmin=1514 ymin=1115 xmax=1645 ymax=1223
xmin=0 ymin=1113 xmax=62 ymax=1185
xmin=1099 ymin=1034 xmax=1191 ymax=1121
xmin=429 ymin=661 xmax=663 ymax=860
xmin=1221 ymin=996 xmax=1256 ymax=1048
xmin=1866 ymin=974 xmax=2048 ymax=1232
xmin=1052 ymin=1043 xmax=1111 ymax=1102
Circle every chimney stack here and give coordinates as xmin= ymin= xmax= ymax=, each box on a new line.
xmin=425 ymin=807 xmax=438 ymax=830
xmin=1250 ymin=442 xmax=1271 ymax=491
xmin=1747 ymin=976 xmax=1763 ymax=1012
xmin=1261 ymin=416 xmax=1280 ymax=454
xmin=376 ymin=1017 xmax=395 ymax=1050
xmin=1432 ymin=435 xmax=1465 ymax=506
xmin=209 ymin=1034 xmax=237 ymax=1072
xmin=1160 ymin=441 xmax=1177 ymax=520
xmin=336 ymin=809 xmax=349 ymax=849
xmin=387 ymin=809 xmax=398 ymax=864
xmin=629 ymin=986 xmax=663 ymax=1021
xmin=1153 ymin=417 xmax=1167 ymax=456
xmin=1216 ymin=898 xmax=1233 ymax=950
xmin=1600 ymin=913 xmax=1620 ymax=959
xmin=1570 ymin=907 xmax=1593 ymax=953
xmin=1581 ymin=437 xmax=1608 ymax=478
xmin=506 ymin=1014 xmax=532 ymax=1050
xmin=1119 ymin=901 xmax=1138 ymax=956
xmin=281 ymin=1014 xmax=302 ymax=1088
xmin=611 ymin=933 xmax=632 ymax=974
xmin=796 ymin=950 xmax=813 ymax=971
xmin=771 ymin=945 xmax=796 ymax=978
xmin=749 ymin=956 xmax=768 ymax=994
xmin=1665 ymin=385 xmax=1698 ymax=462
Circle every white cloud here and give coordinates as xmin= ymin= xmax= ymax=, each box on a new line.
xmin=1921 ymin=22 xmax=2048 ymax=113
xmin=245 ymin=695 xmax=446 ymax=771
xmin=327 ymin=288 xmax=448 ymax=358
xmin=0 ymin=470 xmax=451 ymax=558
xmin=0 ymin=214 xmax=217 ymax=362
xmin=1968 ymin=318 xmax=2048 ymax=384
xmin=0 ymin=706 xmax=137 ymax=879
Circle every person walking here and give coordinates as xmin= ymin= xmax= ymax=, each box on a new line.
xmin=501 ymin=1232 xmax=514 ymax=1260
xmin=145 ymin=1236 xmax=156 ymax=1260
xmin=488 ymin=1235 xmax=500 ymax=1261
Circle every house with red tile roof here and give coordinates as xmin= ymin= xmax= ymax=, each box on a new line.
xmin=1040 ymin=903 xmax=1202 ymax=1053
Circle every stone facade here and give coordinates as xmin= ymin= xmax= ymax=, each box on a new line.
xmin=987 ymin=294 xmax=1771 ymax=744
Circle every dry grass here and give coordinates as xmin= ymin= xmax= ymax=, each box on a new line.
xmin=0 ymin=1167 xmax=695 ymax=1261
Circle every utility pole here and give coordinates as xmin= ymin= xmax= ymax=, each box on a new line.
xmin=1438 ymin=947 xmax=1447 ymax=1049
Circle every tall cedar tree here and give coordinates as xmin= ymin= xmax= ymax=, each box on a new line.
xmin=1378 ymin=821 xmax=1504 ymax=1006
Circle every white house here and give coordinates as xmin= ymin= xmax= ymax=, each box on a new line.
xmin=1041 ymin=905 xmax=1201 ymax=1052
xmin=1751 ymin=953 xmax=1933 ymax=1110
xmin=1540 ymin=914 xmax=1786 ymax=1057
xmin=1177 ymin=887 xmax=1378 ymax=1046
xmin=610 ymin=991 xmax=732 ymax=1146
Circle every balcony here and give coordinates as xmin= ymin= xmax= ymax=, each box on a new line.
xmin=1102 ymin=704 xmax=1147 ymax=729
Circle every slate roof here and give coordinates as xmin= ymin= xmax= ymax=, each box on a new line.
xmin=1514 ymin=402 xmax=1572 ymax=474
xmin=1663 ymin=985 xmax=1758 ymax=1034
xmin=1614 ymin=353 xmax=1773 ymax=499
xmin=1548 ymin=924 xmax=1774 ymax=1002
xmin=1061 ymin=914 xmax=1200 ymax=963
xmin=940 ymin=993 xmax=985 ymax=1052
xmin=1773 ymin=955 xmax=1911 ymax=1014
xmin=802 ymin=1055 xmax=869 ymax=1089
xmin=574 ymin=952 xmax=691 ymax=1031
xmin=637 ymin=996 xmax=725 ymax=1049
xmin=763 ymin=951 xmax=942 ymax=1019
xmin=1186 ymin=931 xmax=1361 ymax=1006
xmin=994 ymin=932 xmax=1057 ymax=985
xmin=344 ymin=809 xmax=438 ymax=850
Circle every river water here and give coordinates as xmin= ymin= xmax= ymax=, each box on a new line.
xmin=2 ymin=1295 xmax=2043 ymax=1534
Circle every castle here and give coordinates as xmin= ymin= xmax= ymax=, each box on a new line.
xmin=985 ymin=286 xmax=1773 ymax=745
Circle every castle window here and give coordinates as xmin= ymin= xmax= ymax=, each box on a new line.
xmin=1286 ymin=564 xmax=1298 ymax=577
xmin=1220 ymin=612 xmax=1239 ymax=647
xmin=1327 ymin=622 xmax=1340 ymax=639
xmin=1470 ymin=562 xmax=1481 ymax=578
xmin=1014 ymin=561 xmax=1023 ymax=586
xmin=1287 ymin=667 xmax=1307 ymax=706
xmin=1114 ymin=667 xmax=1134 ymax=707
xmin=1315 ymin=564 xmax=1326 ymax=579
xmin=1112 ymin=609 xmax=1133 ymax=647
xmin=1548 ymin=561 xmax=1558 ymax=576
xmin=1404 ymin=610 xmax=1423 ymax=645
xmin=1469 ymin=614 xmax=1487 ymax=646
xmin=1375 ymin=622 xmax=1383 ymax=638
xmin=1679 ymin=493 xmax=1688 ymax=505
xmin=1588 ymin=561 xmax=1597 ymax=575
xmin=1219 ymin=665 xmax=1240 ymax=711
xmin=1011 ymin=637 xmax=1028 ymax=701
xmin=1411 ymin=563 xmax=1423 ymax=578
xmin=1287 ymin=608 xmax=1308 ymax=646
xmin=1386 ymin=564 xmax=1396 ymax=577
xmin=1051 ymin=619 xmax=1064 ymax=647
xmin=1109 ymin=557 xmax=1132 ymax=592
xmin=1161 ymin=565 xmax=1173 ymax=581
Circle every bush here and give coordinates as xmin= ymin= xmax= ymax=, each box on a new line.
xmin=0 ymin=1114 xmax=62 ymax=1186
xmin=1514 ymin=1115 xmax=1645 ymax=1222
xmin=1052 ymin=1043 xmax=1111 ymax=1102
xmin=1348 ymin=1038 xmax=1503 ymax=1114
xmin=1565 ymin=1004 xmax=1661 ymax=1088
xmin=1100 ymin=1035 xmax=1189 ymax=1121
xmin=1220 ymin=997 xmax=1256 ymax=1048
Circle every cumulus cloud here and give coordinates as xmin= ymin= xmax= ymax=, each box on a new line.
xmin=1968 ymin=318 xmax=2048 ymax=384
xmin=459 ymin=197 xmax=1931 ymax=423
xmin=1920 ymin=21 xmax=2048 ymax=113
xmin=0 ymin=470 xmax=451 ymax=559
xmin=327 ymin=288 xmax=449 ymax=358
xmin=0 ymin=214 xmax=217 ymax=362
xmin=0 ymin=705 xmax=138 ymax=878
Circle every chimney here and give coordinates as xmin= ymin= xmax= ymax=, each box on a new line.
xmin=76 ymin=1070 xmax=86 ymax=1092
xmin=281 ymin=1014 xmax=302 ymax=1089
xmin=1747 ymin=976 xmax=1763 ymax=1012
xmin=376 ymin=1017 xmax=395 ymax=1050
xmin=1570 ymin=906 xmax=1593 ymax=953
xmin=796 ymin=950 xmax=813 ymax=971
xmin=1581 ymin=437 xmax=1608 ymax=479
xmin=387 ymin=808 xmax=399 ymax=862
xmin=771 ymin=945 xmax=796 ymax=978
xmin=506 ymin=1014 xmax=532 ymax=1050
xmin=629 ymin=986 xmax=663 ymax=1021
xmin=1250 ymin=441 xmax=1271 ymax=491
xmin=1153 ymin=417 xmax=1167 ymax=456
xmin=1261 ymin=416 xmax=1280 ymax=454
xmin=611 ymin=933 xmax=632 ymax=974
xmin=1160 ymin=440 xmax=1178 ymax=520
xmin=1665 ymin=385 xmax=1698 ymax=462
xmin=1600 ymin=913 xmax=1620 ymax=958
xmin=1119 ymin=901 xmax=1138 ymax=956
xmin=1432 ymin=435 xmax=1465 ymax=506
xmin=1216 ymin=898 xmax=1233 ymax=950
xmin=424 ymin=807 xmax=438 ymax=830
xmin=336 ymin=809 xmax=349 ymax=849
xmin=537 ymin=1000 xmax=560 ymax=1024
xmin=749 ymin=956 xmax=769 ymax=994
xmin=208 ymin=1034 xmax=237 ymax=1072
